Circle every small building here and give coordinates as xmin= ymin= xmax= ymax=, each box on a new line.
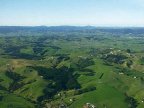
xmin=59 ymin=104 xmax=67 ymax=108
xmin=84 ymin=103 xmax=96 ymax=108
xmin=134 ymin=76 xmax=137 ymax=79
xmin=119 ymin=72 xmax=124 ymax=75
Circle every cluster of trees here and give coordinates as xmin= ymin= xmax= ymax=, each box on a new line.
xmin=70 ymin=57 xmax=95 ymax=71
xmin=140 ymin=57 xmax=144 ymax=65
xmin=5 ymin=71 xmax=25 ymax=92
xmin=30 ymin=66 xmax=80 ymax=101
xmin=126 ymin=60 xmax=133 ymax=68
xmin=125 ymin=95 xmax=139 ymax=108
xmin=103 ymin=54 xmax=128 ymax=64
xmin=115 ymin=67 xmax=143 ymax=78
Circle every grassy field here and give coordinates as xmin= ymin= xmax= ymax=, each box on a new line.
xmin=0 ymin=27 xmax=144 ymax=108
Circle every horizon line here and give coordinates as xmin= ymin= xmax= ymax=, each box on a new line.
xmin=0 ymin=25 xmax=144 ymax=28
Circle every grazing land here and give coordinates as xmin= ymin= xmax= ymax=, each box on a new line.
xmin=0 ymin=26 xmax=144 ymax=108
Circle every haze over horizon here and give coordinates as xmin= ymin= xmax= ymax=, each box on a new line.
xmin=0 ymin=0 xmax=144 ymax=26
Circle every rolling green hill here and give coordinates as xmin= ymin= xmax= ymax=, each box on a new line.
xmin=0 ymin=27 xmax=144 ymax=108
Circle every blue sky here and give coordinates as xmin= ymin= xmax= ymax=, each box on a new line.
xmin=0 ymin=0 xmax=144 ymax=26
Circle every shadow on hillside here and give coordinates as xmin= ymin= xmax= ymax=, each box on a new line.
xmin=29 ymin=66 xmax=80 ymax=102
xmin=2 ymin=46 xmax=40 ymax=60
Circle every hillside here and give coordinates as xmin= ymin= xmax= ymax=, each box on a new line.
xmin=0 ymin=27 xmax=144 ymax=108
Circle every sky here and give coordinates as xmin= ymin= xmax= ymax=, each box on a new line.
xmin=0 ymin=0 xmax=144 ymax=26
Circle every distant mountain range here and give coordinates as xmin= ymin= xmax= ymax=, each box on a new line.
xmin=0 ymin=26 xmax=144 ymax=35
